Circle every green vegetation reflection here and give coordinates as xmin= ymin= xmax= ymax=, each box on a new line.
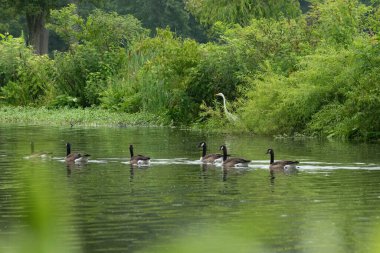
xmin=0 ymin=162 xmax=79 ymax=253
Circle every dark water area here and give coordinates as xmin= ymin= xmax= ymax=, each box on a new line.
xmin=0 ymin=125 xmax=379 ymax=253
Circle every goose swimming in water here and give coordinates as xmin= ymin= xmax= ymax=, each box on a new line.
xmin=25 ymin=141 xmax=52 ymax=159
xmin=65 ymin=143 xmax=90 ymax=163
xmin=220 ymin=145 xmax=250 ymax=167
xmin=198 ymin=142 xmax=224 ymax=164
xmin=129 ymin=144 xmax=150 ymax=165
xmin=266 ymin=148 xmax=299 ymax=171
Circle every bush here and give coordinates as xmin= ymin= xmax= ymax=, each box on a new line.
xmin=52 ymin=35 xmax=130 ymax=107
xmin=307 ymin=0 xmax=369 ymax=47
xmin=131 ymin=28 xmax=201 ymax=124
xmin=222 ymin=17 xmax=312 ymax=77
xmin=186 ymin=43 xmax=242 ymax=118
xmin=49 ymin=5 xmax=148 ymax=107
xmin=100 ymin=76 xmax=142 ymax=113
xmin=53 ymin=44 xmax=103 ymax=107
xmin=307 ymin=41 xmax=380 ymax=139
xmin=240 ymin=37 xmax=380 ymax=140
xmin=0 ymin=33 xmax=30 ymax=87
xmin=0 ymin=33 xmax=55 ymax=106
xmin=192 ymin=17 xmax=312 ymax=129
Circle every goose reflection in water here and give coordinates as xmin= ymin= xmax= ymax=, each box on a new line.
xmin=269 ymin=167 xmax=299 ymax=193
xmin=66 ymin=161 xmax=88 ymax=177
xmin=129 ymin=165 xmax=135 ymax=181
xmin=223 ymin=168 xmax=228 ymax=182
xmin=221 ymin=167 xmax=249 ymax=182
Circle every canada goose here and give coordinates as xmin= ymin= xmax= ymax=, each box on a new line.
xmin=65 ymin=143 xmax=90 ymax=163
xmin=219 ymin=145 xmax=250 ymax=167
xmin=26 ymin=141 xmax=52 ymax=159
xmin=198 ymin=142 xmax=223 ymax=164
xmin=266 ymin=148 xmax=299 ymax=171
xmin=215 ymin=93 xmax=238 ymax=122
xmin=129 ymin=144 xmax=150 ymax=165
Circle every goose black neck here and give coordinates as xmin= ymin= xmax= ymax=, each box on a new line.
xmin=129 ymin=145 xmax=134 ymax=158
xmin=222 ymin=146 xmax=228 ymax=161
xmin=202 ymin=144 xmax=207 ymax=157
xmin=66 ymin=143 xmax=71 ymax=156
xmin=270 ymin=151 xmax=274 ymax=164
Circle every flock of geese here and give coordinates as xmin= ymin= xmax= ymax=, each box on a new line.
xmin=199 ymin=142 xmax=299 ymax=171
xmin=33 ymin=93 xmax=300 ymax=172
xmin=63 ymin=141 xmax=299 ymax=172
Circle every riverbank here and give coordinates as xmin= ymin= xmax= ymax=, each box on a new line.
xmin=0 ymin=106 xmax=165 ymax=127
xmin=1 ymin=106 xmax=378 ymax=141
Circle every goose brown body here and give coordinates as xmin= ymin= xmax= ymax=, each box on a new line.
xmin=129 ymin=144 xmax=150 ymax=165
xmin=220 ymin=145 xmax=250 ymax=167
xmin=65 ymin=143 xmax=90 ymax=163
xmin=198 ymin=142 xmax=223 ymax=163
xmin=266 ymin=148 xmax=299 ymax=171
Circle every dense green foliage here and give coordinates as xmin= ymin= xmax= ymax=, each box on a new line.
xmin=186 ymin=0 xmax=302 ymax=25
xmin=0 ymin=34 xmax=55 ymax=105
xmin=108 ymin=0 xmax=207 ymax=41
xmin=239 ymin=0 xmax=380 ymax=140
xmin=0 ymin=0 xmax=379 ymax=140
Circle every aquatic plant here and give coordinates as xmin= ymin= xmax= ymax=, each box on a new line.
xmin=0 ymin=106 xmax=165 ymax=127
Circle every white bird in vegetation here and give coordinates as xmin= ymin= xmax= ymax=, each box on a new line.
xmin=215 ymin=92 xmax=238 ymax=122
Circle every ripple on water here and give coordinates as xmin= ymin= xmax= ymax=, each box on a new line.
xmin=45 ymin=155 xmax=380 ymax=171
xmin=1 ymin=126 xmax=380 ymax=253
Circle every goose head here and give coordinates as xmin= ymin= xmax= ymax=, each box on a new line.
xmin=198 ymin=142 xmax=206 ymax=148
xmin=266 ymin=148 xmax=274 ymax=155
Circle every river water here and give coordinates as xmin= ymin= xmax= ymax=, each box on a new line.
xmin=0 ymin=125 xmax=379 ymax=253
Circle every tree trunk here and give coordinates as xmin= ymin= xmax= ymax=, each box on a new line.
xmin=26 ymin=9 xmax=49 ymax=55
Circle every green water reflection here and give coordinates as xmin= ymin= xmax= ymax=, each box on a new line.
xmin=0 ymin=126 xmax=379 ymax=253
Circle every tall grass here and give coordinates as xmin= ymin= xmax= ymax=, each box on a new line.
xmin=0 ymin=106 xmax=165 ymax=127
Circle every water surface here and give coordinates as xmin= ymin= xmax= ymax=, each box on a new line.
xmin=0 ymin=125 xmax=379 ymax=253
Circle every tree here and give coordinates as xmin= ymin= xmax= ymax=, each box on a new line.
xmin=48 ymin=4 xmax=148 ymax=50
xmin=185 ymin=0 xmax=302 ymax=26
xmin=307 ymin=0 xmax=369 ymax=47
xmin=106 ymin=0 xmax=208 ymax=42
xmin=0 ymin=0 xmax=103 ymax=54
xmin=0 ymin=1 xmax=24 ymax=37
xmin=48 ymin=5 xmax=148 ymax=107
xmin=1 ymin=0 xmax=59 ymax=54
